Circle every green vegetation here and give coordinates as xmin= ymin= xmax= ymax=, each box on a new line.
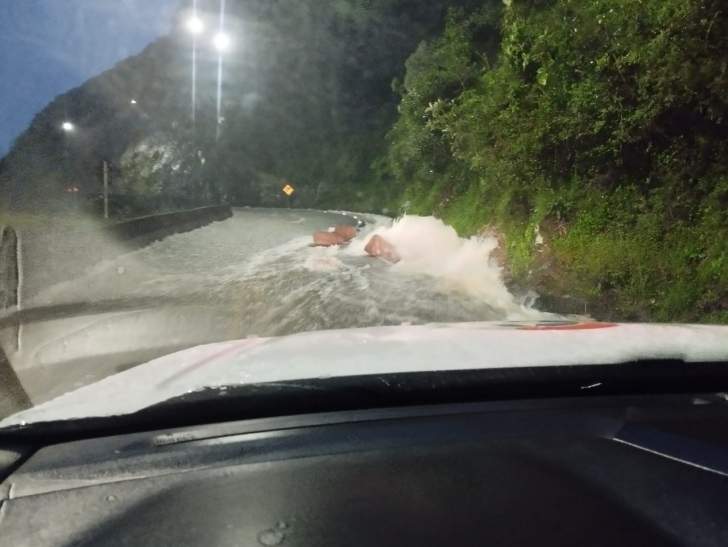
xmin=361 ymin=0 xmax=728 ymax=323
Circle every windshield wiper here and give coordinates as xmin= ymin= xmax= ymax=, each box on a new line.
xmin=0 ymin=295 xmax=216 ymax=329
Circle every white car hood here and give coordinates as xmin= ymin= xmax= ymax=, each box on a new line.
xmin=3 ymin=321 xmax=728 ymax=427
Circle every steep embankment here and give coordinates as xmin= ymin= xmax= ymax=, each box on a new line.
xmin=349 ymin=0 xmax=728 ymax=324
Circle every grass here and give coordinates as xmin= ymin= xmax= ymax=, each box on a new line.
xmin=508 ymin=187 xmax=728 ymax=324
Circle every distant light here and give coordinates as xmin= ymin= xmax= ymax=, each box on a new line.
xmin=187 ymin=16 xmax=204 ymax=34
xmin=213 ymin=33 xmax=230 ymax=51
xmin=62 ymin=122 xmax=74 ymax=132
xmin=130 ymin=99 xmax=137 ymax=105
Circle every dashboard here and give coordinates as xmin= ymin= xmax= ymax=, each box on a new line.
xmin=1 ymin=393 xmax=728 ymax=546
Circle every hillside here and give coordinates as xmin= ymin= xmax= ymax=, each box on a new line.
xmin=0 ymin=0 xmax=474 ymax=213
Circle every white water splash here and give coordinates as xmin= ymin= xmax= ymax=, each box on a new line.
xmin=345 ymin=215 xmax=541 ymax=318
xmin=302 ymin=246 xmax=345 ymax=272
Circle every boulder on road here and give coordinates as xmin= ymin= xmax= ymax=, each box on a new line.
xmin=313 ymin=231 xmax=347 ymax=247
xmin=364 ymin=234 xmax=400 ymax=263
xmin=333 ymin=225 xmax=357 ymax=242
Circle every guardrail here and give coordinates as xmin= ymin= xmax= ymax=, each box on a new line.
xmin=0 ymin=226 xmax=19 ymax=312
xmin=107 ymin=205 xmax=232 ymax=246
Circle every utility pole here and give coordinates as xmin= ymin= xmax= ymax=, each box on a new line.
xmin=102 ymin=160 xmax=109 ymax=219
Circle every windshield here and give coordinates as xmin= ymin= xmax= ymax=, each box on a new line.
xmin=1 ymin=0 xmax=727 ymax=425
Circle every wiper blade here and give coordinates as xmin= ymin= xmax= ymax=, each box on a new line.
xmin=0 ymin=295 xmax=214 ymax=329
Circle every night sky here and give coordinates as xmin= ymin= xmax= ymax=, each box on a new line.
xmin=0 ymin=0 xmax=180 ymax=157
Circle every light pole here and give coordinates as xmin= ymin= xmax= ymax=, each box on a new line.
xmin=185 ymin=5 xmax=205 ymax=209
xmin=187 ymin=2 xmax=204 ymax=127
xmin=214 ymin=31 xmax=229 ymax=142
xmin=61 ymin=121 xmax=78 ymax=206
xmin=214 ymin=0 xmax=228 ymax=142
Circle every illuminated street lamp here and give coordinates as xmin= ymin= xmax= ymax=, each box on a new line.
xmin=187 ymin=16 xmax=204 ymax=34
xmin=62 ymin=121 xmax=74 ymax=132
xmin=213 ymin=32 xmax=230 ymax=51
xmin=130 ymin=99 xmax=137 ymax=105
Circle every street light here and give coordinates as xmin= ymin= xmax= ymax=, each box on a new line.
xmin=60 ymin=122 xmax=78 ymax=204
xmin=187 ymin=16 xmax=204 ymax=34
xmin=214 ymin=0 xmax=228 ymax=143
xmin=188 ymin=3 xmax=204 ymax=128
xmin=130 ymin=99 xmax=137 ymax=105
xmin=213 ymin=32 xmax=230 ymax=51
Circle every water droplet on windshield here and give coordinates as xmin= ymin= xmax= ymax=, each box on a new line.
xmin=258 ymin=529 xmax=284 ymax=546
xmin=107 ymin=495 xmax=117 ymax=502
xmin=277 ymin=522 xmax=288 ymax=530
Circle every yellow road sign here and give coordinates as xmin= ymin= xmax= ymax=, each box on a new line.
xmin=282 ymin=184 xmax=294 ymax=196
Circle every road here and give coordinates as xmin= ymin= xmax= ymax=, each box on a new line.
xmin=5 ymin=207 xmax=551 ymax=404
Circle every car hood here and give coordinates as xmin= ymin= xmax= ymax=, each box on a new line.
xmin=3 ymin=321 xmax=728 ymax=428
